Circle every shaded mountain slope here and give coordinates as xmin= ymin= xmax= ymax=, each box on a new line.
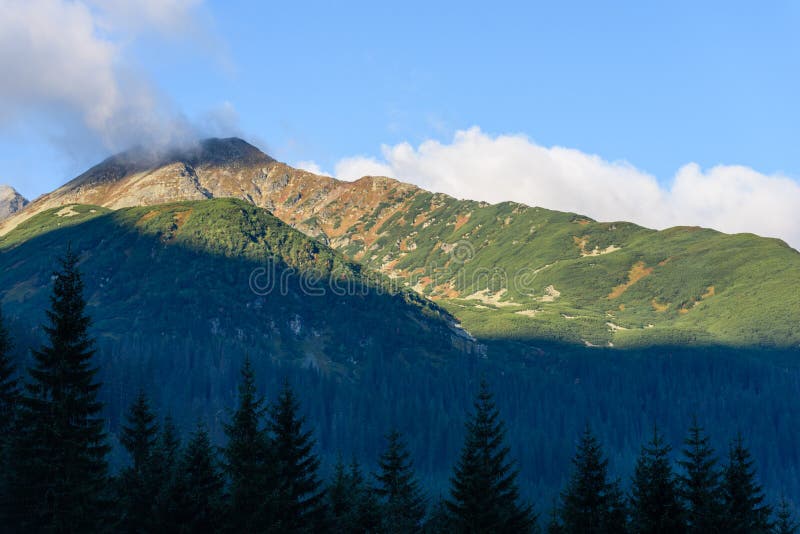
xmin=0 ymin=199 xmax=472 ymax=377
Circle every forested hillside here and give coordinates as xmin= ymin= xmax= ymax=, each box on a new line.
xmin=1 ymin=198 xmax=799 ymax=515
xmin=0 ymin=255 xmax=795 ymax=531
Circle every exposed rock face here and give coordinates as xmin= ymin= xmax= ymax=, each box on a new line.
xmin=0 ymin=185 xmax=28 ymax=221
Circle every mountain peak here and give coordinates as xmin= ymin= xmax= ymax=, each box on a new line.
xmin=192 ymin=137 xmax=273 ymax=165
xmin=0 ymin=185 xmax=28 ymax=221
xmin=0 ymin=137 xmax=312 ymax=235
xmin=74 ymin=137 xmax=274 ymax=187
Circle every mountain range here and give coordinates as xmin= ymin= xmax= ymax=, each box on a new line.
xmin=1 ymin=137 xmax=800 ymax=504
xmin=3 ymin=137 xmax=798 ymax=349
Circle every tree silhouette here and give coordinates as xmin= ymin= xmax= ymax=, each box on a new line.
xmin=269 ymin=379 xmax=327 ymax=531
xmin=223 ymin=357 xmax=274 ymax=531
xmin=374 ymin=430 xmax=426 ymax=533
xmin=8 ymin=247 xmax=109 ymax=531
xmin=629 ymin=426 xmax=685 ymax=533
xmin=555 ymin=426 xmax=627 ymax=533
xmin=447 ymin=379 xmax=535 ymax=533
xmin=722 ymin=434 xmax=771 ymax=533
xmin=678 ymin=417 xmax=723 ymax=533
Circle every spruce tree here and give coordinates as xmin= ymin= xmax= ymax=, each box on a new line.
xmin=722 ymin=434 xmax=771 ymax=533
xmin=556 ymin=426 xmax=627 ymax=533
xmin=327 ymin=456 xmax=354 ymax=528
xmin=0 ymin=305 xmax=18 ymax=437
xmin=327 ymin=455 xmax=381 ymax=532
xmin=374 ymin=430 xmax=427 ymax=533
xmin=8 ymin=247 xmax=109 ymax=532
xmin=222 ymin=357 xmax=273 ymax=531
xmin=629 ymin=426 xmax=686 ymax=533
xmin=678 ymin=417 xmax=723 ymax=533
xmin=351 ymin=457 xmax=382 ymax=533
xmin=172 ymin=423 xmax=225 ymax=533
xmin=775 ymin=498 xmax=798 ymax=534
xmin=0 ymin=306 xmax=19 ymax=518
xmin=150 ymin=415 xmax=182 ymax=530
xmin=269 ymin=379 xmax=327 ymax=532
xmin=118 ymin=391 xmax=160 ymax=532
xmin=153 ymin=415 xmax=181 ymax=477
xmin=121 ymin=390 xmax=159 ymax=474
xmin=446 ymin=379 xmax=535 ymax=533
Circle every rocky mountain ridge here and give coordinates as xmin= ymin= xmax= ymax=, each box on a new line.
xmin=3 ymin=137 xmax=798 ymax=347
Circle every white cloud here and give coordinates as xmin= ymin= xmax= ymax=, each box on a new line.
xmin=333 ymin=127 xmax=800 ymax=249
xmin=0 ymin=0 xmax=119 ymax=130
xmin=335 ymin=157 xmax=394 ymax=181
xmin=0 ymin=0 xmax=222 ymax=153
xmin=294 ymin=160 xmax=328 ymax=176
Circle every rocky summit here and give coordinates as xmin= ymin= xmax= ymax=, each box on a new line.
xmin=0 ymin=185 xmax=28 ymax=221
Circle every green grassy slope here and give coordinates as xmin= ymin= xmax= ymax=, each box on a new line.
xmin=6 ymin=134 xmax=795 ymax=349
xmin=4 ymin=190 xmax=799 ymax=349
xmin=341 ymin=192 xmax=800 ymax=347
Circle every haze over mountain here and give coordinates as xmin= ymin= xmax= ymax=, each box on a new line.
xmin=3 ymin=137 xmax=798 ymax=349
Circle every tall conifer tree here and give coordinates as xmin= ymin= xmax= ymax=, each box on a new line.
xmin=629 ymin=426 xmax=686 ymax=533
xmin=0 ymin=306 xmax=19 ymax=517
xmin=150 ymin=415 xmax=182 ymax=530
xmin=8 ymin=247 xmax=109 ymax=531
xmin=327 ymin=456 xmax=354 ymax=529
xmin=327 ymin=456 xmax=381 ymax=532
xmin=678 ymin=418 xmax=723 ymax=533
xmin=446 ymin=379 xmax=535 ymax=533
xmin=374 ymin=430 xmax=427 ymax=533
xmin=269 ymin=379 xmax=327 ymax=532
xmin=118 ymin=391 xmax=159 ymax=533
xmin=722 ymin=434 xmax=771 ymax=533
xmin=172 ymin=423 xmax=225 ymax=533
xmin=351 ymin=458 xmax=382 ymax=533
xmin=223 ymin=357 xmax=274 ymax=531
xmin=0 ymin=306 xmax=18 ymax=437
xmin=121 ymin=391 xmax=159 ymax=474
xmin=555 ymin=426 xmax=627 ymax=533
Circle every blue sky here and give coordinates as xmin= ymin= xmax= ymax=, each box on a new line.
xmin=175 ymin=1 xmax=800 ymax=178
xmin=1 ymin=0 xmax=799 ymax=245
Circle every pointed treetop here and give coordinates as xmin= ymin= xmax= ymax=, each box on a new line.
xmin=722 ymin=432 xmax=771 ymax=533
xmin=447 ymin=379 xmax=535 ymax=532
xmin=121 ymin=390 xmax=159 ymax=474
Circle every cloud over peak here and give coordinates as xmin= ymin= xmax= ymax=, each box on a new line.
xmin=0 ymin=0 xmax=227 ymax=154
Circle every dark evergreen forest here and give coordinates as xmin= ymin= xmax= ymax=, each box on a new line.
xmin=1 ymin=251 xmax=799 ymax=532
